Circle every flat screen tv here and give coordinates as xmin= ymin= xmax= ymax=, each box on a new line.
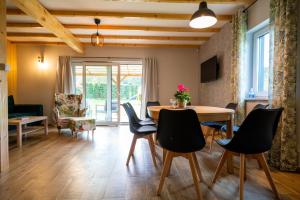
xmin=200 ymin=56 xmax=219 ymax=83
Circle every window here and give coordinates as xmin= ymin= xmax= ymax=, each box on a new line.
xmin=252 ymin=26 xmax=270 ymax=97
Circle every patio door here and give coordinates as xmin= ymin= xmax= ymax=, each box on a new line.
xmin=73 ymin=62 xmax=120 ymax=125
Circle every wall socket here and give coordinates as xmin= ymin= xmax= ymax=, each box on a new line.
xmin=0 ymin=63 xmax=9 ymax=71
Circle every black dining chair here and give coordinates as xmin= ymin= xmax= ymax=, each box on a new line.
xmin=211 ymin=107 xmax=283 ymax=200
xmin=122 ymin=103 xmax=157 ymax=167
xmin=156 ymin=109 xmax=206 ymax=200
xmin=126 ymin=102 xmax=156 ymax=126
xmin=145 ymin=101 xmax=160 ymax=119
xmin=220 ymin=103 xmax=269 ymax=134
xmin=201 ymin=103 xmax=238 ymax=151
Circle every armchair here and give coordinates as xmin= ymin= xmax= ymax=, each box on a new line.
xmin=54 ymin=93 xmax=96 ymax=136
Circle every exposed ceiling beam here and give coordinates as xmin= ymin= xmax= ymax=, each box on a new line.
xmin=7 ymin=9 xmax=232 ymax=21
xmin=7 ymin=22 xmax=221 ymax=32
xmin=10 ymin=0 xmax=83 ymax=53
xmin=7 ymin=32 xmax=209 ymax=41
xmin=10 ymin=41 xmax=200 ymax=48
xmin=101 ymin=0 xmax=254 ymax=5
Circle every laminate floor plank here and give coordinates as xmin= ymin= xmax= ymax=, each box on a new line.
xmin=0 ymin=126 xmax=299 ymax=200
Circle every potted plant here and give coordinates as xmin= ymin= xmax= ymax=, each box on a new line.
xmin=174 ymin=83 xmax=191 ymax=108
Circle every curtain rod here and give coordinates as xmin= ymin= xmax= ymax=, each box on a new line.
xmin=243 ymin=0 xmax=258 ymax=12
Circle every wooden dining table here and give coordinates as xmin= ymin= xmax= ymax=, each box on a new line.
xmin=147 ymin=105 xmax=235 ymax=173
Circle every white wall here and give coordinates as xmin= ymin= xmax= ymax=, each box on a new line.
xmin=15 ymin=45 xmax=201 ymax=122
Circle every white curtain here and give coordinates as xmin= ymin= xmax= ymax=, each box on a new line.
xmin=55 ymin=56 xmax=74 ymax=94
xmin=141 ymin=57 xmax=159 ymax=119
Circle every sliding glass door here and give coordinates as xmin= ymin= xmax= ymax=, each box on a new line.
xmin=73 ymin=62 xmax=120 ymax=125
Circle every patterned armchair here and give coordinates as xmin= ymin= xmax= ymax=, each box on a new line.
xmin=54 ymin=93 xmax=96 ymax=136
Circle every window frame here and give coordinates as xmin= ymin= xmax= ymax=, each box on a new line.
xmin=252 ymin=25 xmax=270 ymax=97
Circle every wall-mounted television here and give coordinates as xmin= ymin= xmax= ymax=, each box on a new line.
xmin=200 ymin=56 xmax=219 ymax=83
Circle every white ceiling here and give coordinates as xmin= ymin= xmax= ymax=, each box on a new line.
xmin=6 ymin=0 xmax=244 ymax=47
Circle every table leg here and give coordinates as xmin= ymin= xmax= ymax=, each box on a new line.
xmin=44 ymin=118 xmax=48 ymax=135
xmin=17 ymin=123 xmax=22 ymax=148
xmin=226 ymin=115 xmax=234 ymax=174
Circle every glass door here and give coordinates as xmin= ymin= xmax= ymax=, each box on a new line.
xmin=73 ymin=62 xmax=120 ymax=125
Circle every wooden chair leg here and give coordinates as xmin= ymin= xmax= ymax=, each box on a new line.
xmin=188 ymin=153 xmax=203 ymax=200
xmin=211 ymin=150 xmax=229 ymax=185
xmin=244 ymin=158 xmax=247 ymax=181
xmin=240 ymin=154 xmax=245 ymax=200
xmin=157 ymin=151 xmax=173 ymax=195
xmin=163 ymin=148 xmax=166 ymax=163
xmin=256 ymin=153 xmax=280 ymax=200
xmin=192 ymin=152 xmax=203 ymax=182
xmin=209 ymin=129 xmax=216 ymax=152
xmin=126 ymin=135 xmax=138 ymax=166
xmin=147 ymin=135 xmax=157 ymax=167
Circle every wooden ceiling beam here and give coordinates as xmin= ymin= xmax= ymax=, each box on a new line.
xmin=10 ymin=41 xmax=200 ymax=48
xmin=7 ymin=22 xmax=221 ymax=32
xmin=7 ymin=8 xmax=232 ymax=21
xmin=9 ymin=0 xmax=83 ymax=53
xmin=7 ymin=32 xmax=209 ymax=41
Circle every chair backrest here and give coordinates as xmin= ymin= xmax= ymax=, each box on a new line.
xmin=225 ymin=103 xmax=238 ymax=111
xmin=226 ymin=108 xmax=283 ymax=154
xmin=54 ymin=93 xmax=83 ymax=117
xmin=145 ymin=101 xmax=160 ymax=118
xmin=127 ymin=102 xmax=141 ymax=122
xmin=157 ymin=109 xmax=206 ymax=153
xmin=253 ymin=103 xmax=269 ymax=110
xmin=122 ymin=103 xmax=140 ymax=133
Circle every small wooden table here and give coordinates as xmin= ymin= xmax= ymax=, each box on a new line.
xmin=147 ymin=105 xmax=235 ymax=173
xmin=8 ymin=116 xmax=48 ymax=148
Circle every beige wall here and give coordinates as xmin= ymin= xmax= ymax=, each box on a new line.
xmin=198 ymin=23 xmax=232 ymax=107
xmin=248 ymin=0 xmax=270 ymax=30
xmin=15 ymin=45 xmax=201 ymax=121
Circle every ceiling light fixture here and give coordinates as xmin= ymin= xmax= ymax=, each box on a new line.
xmin=189 ymin=1 xmax=217 ymax=29
xmin=91 ymin=18 xmax=104 ymax=46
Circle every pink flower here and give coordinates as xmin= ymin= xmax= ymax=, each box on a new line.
xmin=177 ymin=83 xmax=185 ymax=92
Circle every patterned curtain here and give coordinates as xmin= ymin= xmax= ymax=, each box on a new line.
xmin=231 ymin=9 xmax=248 ymax=125
xmin=268 ymin=0 xmax=299 ymax=171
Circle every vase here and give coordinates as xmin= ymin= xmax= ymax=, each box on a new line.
xmin=177 ymin=100 xmax=187 ymax=108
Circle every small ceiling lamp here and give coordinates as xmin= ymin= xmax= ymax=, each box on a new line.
xmin=189 ymin=1 xmax=217 ymax=29
xmin=91 ymin=18 xmax=104 ymax=46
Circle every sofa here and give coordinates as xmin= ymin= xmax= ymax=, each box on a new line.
xmin=8 ymin=95 xmax=43 ymax=129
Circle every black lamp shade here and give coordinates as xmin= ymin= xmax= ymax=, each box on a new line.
xmin=189 ymin=1 xmax=217 ymax=29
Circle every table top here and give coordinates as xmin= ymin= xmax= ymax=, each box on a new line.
xmin=8 ymin=116 xmax=47 ymax=125
xmin=148 ymin=105 xmax=234 ymax=114
xmin=147 ymin=105 xmax=234 ymax=122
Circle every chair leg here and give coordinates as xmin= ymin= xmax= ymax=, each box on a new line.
xmin=209 ymin=129 xmax=216 ymax=152
xmin=211 ymin=150 xmax=229 ymax=185
xmin=192 ymin=152 xmax=203 ymax=182
xmin=244 ymin=158 xmax=247 ymax=181
xmin=256 ymin=153 xmax=280 ymax=200
xmin=239 ymin=154 xmax=245 ymax=200
xmin=188 ymin=153 xmax=203 ymax=200
xmin=157 ymin=151 xmax=173 ymax=195
xmin=126 ymin=135 xmax=138 ymax=166
xmin=147 ymin=135 xmax=157 ymax=167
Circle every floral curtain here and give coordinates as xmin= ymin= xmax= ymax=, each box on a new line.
xmin=268 ymin=0 xmax=299 ymax=171
xmin=230 ymin=9 xmax=248 ymax=125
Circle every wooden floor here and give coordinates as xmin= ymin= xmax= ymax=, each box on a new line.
xmin=1 ymin=126 xmax=300 ymax=200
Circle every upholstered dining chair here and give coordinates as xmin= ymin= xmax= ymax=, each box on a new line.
xmin=145 ymin=101 xmax=160 ymax=119
xmin=201 ymin=103 xmax=238 ymax=151
xmin=211 ymin=107 xmax=283 ymax=200
xmin=220 ymin=103 xmax=269 ymax=134
xmin=122 ymin=103 xmax=157 ymax=167
xmin=126 ymin=102 xmax=156 ymax=126
xmin=156 ymin=109 xmax=206 ymax=200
